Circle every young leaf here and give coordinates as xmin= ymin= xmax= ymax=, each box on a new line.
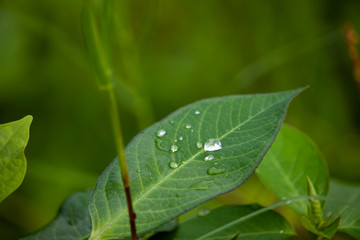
xmin=88 ymin=88 xmax=303 ymax=239
xmin=0 ymin=115 xmax=32 ymax=203
xmin=301 ymin=215 xmax=340 ymax=239
xmin=150 ymin=205 xmax=295 ymax=240
xmin=256 ymin=125 xmax=329 ymax=215
xmin=323 ymin=180 xmax=360 ymax=239
xmin=21 ymin=191 xmax=92 ymax=240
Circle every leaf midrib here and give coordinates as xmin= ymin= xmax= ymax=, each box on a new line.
xmin=92 ymin=94 xmax=291 ymax=239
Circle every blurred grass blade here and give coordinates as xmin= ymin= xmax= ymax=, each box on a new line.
xmin=88 ymin=88 xmax=304 ymax=239
xmin=257 ymin=125 xmax=329 ymax=215
xmin=150 ymin=205 xmax=295 ymax=240
xmin=0 ymin=116 xmax=32 ymax=203
xmin=21 ymin=191 xmax=92 ymax=240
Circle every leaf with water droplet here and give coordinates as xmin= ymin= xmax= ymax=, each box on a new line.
xmin=85 ymin=88 xmax=304 ymax=239
xmin=149 ymin=205 xmax=295 ymax=240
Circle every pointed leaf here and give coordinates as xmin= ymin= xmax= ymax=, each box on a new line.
xmin=0 ymin=115 xmax=32 ymax=203
xmin=150 ymin=205 xmax=295 ymax=240
xmin=88 ymin=89 xmax=303 ymax=239
xmin=256 ymin=125 xmax=329 ymax=215
xmin=21 ymin=191 xmax=92 ymax=240
xmin=323 ymin=180 xmax=360 ymax=239
xmin=301 ymin=216 xmax=340 ymax=239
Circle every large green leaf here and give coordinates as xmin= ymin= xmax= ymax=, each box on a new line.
xmin=256 ymin=125 xmax=329 ymax=215
xmin=21 ymin=191 xmax=92 ymax=240
xmin=150 ymin=205 xmax=295 ymax=240
xmin=323 ymin=180 xmax=360 ymax=239
xmin=0 ymin=115 xmax=32 ymax=203
xmin=88 ymin=89 xmax=303 ymax=239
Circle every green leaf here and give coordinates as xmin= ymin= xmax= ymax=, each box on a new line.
xmin=150 ymin=205 xmax=295 ymax=240
xmin=256 ymin=125 xmax=329 ymax=215
xmin=0 ymin=115 xmax=32 ymax=203
xmin=323 ymin=180 xmax=360 ymax=239
xmin=301 ymin=216 xmax=340 ymax=239
xmin=21 ymin=191 xmax=92 ymax=240
xmin=88 ymin=88 xmax=303 ymax=239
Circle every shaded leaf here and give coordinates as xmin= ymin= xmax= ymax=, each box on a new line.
xmin=88 ymin=89 xmax=303 ymax=239
xmin=150 ymin=205 xmax=295 ymax=240
xmin=21 ymin=191 xmax=92 ymax=240
xmin=0 ymin=115 xmax=32 ymax=203
xmin=323 ymin=180 xmax=360 ymax=239
xmin=257 ymin=125 xmax=329 ymax=215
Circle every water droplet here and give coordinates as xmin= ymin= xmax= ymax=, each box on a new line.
xmin=327 ymin=212 xmax=332 ymax=217
xmin=196 ymin=142 xmax=203 ymax=149
xmin=157 ymin=129 xmax=166 ymax=137
xmin=170 ymin=120 xmax=174 ymax=124
xmin=237 ymin=127 xmax=241 ymax=130
xmin=178 ymin=136 xmax=183 ymax=141
xmin=207 ymin=167 xmax=226 ymax=175
xmin=174 ymin=139 xmax=178 ymax=142
xmin=137 ymin=169 xmax=141 ymax=173
xmin=195 ymin=110 xmax=200 ymax=115
xmin=191 ymin=129 xmax=194 ymax=132
xmin=155 ymin=138 xmax=168 ymax=152
xmin=171 ymin=145 xmax=179 ymax=152
xmin=189 ymin=181 xmax=212 ymax=190
xmin=185 ymin=124 xmax=191 ymax=129
xmin=204 ymin=155 xmax=214 ymax=161
xmin=204 ymin=139 xmax=222 ymax=151
xmin=286 ymin=200 xmax=291 ymax=204
xmin=169 ymin=161 xmax=178 ymax=168
xmin=280 ymin=230 xmax=284 ymax=234
xmin=198 ymin=207 xmax=211 ymax=216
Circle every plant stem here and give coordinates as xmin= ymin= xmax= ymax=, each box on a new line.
xmin=105 ymin=85 xmax=138 ymax=240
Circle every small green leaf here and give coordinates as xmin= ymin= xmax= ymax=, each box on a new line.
xmin=324 ymin=180 xmax=360 ymax=239
xmin=88 ymin=89 xmax=303 ymax=239
xmin=257 ymin=125 xmax=329 ymax=215
xmin=301 ymin=215 xmax=340 ymax=239
xmin=150 ymin=205 xmax=295 ymax=240
xmin=0 ymin=115 xmax=32 ymax=203
xmin=21 ymin=191 xmax=92 ymax=240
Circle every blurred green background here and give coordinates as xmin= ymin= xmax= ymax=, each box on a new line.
xmin=0 ymin=0 xmax=359 ymax=239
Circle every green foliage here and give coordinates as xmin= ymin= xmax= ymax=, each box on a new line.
xmin=150 ymin=205 xmax=295 ymax=240
xmin=0 ymin=116 xmax=32 ymax=203
xmin=21 ymin=191 xmax=92 ymax=240
xmin=257 ymin=125 xmax=329 ymax=215
xmin=88 ymin=89 xmax=302 ymax=239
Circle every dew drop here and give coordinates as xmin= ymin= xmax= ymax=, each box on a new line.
xmin=237 ymin=127 xmax=241 ymax=130
xmin=204 ymin=155 xmax=214 ymax=161
xmin=195 ymin=110 xmax=200 ymax=115
xmin=170 ymin=120 xmax=174 ymax=124
xmin=207 ymin=167 xmax=226 ymax=175
xmin=157 ymin=129 xmax=166 ymax=137
xmin=196 ymin=142 xmax=203 ymax=149
xmin=171 ymin=145 xmax=179 ymax=153
xmin=137 ymin=169 xmax=141 ymax=173
xmin=198 ymin=207 xmax=211 ymax=216
xmin=155 ymin=138 xmax=168 ymax=152
xmin=178 ymin=136 xmax=183 ymax=141
xmin=174 ymin=139 xmax=178 ymax=142
xmin=185 ymin=124 xmax=191 ymax=129
xmin=189 ymin=181 xmax=212 ymax=190
xmin=191 ymin=129 xmax=194 ymax=132
xmin=204 ymin=139 xmax=222 ymax=151
xmin=169 ymin=161 xmax=178 ymax=169
xmin=280 ymin=230 xmax=284 ymax=234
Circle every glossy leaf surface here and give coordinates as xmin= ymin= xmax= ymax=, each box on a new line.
xmin=0 ymin=116 xmax=32 ymax=203
xmin=89 ymin=89 xmax=303 ymax=239
xmin=257 ymin=125 xmax=328 ymax=215
xmin=22 ymin=191 xmax=92 ymax=240
xmin=150 ymin=205 xmax=295 ymax=240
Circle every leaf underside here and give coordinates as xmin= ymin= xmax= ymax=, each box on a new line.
xmin=21 ymin=191 xmax=92 ymax=240
xmin=89 ymin=89 xmax=304 ymax=239
xmin=150 ymin=205 xmax=295 ymax=240
xmin=0 ymin=115 xmax=32 ymax=203
xmin=256 ymin=125 xmax=329 ymax=215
